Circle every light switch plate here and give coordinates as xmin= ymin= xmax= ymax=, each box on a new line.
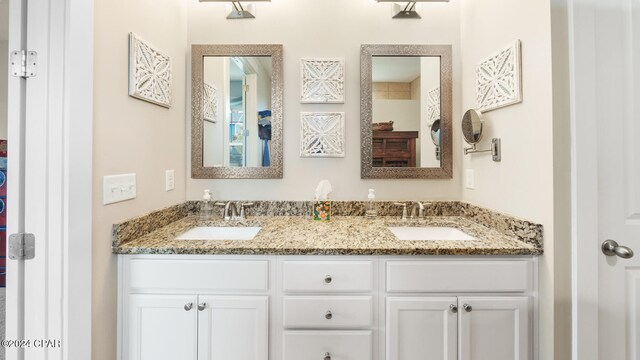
xmin=465 ymin=169 xmax=475 ymax=190
xmin=165 ymin=170 xmax=175 ymax=191
xmin=103 ymin=173 xmax=137 ymax=205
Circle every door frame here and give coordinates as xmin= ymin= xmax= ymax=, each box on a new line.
xmin=567 ymin=0 xmax=602 ymax=359
xmin=6 ymin=0 xmax=93 ymax=358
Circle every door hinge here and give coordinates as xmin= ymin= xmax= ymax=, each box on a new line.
xmin=8 ymin=233 xmax=35 ymax=260
xmin=10 ymin=50 xmax=38 ymax=78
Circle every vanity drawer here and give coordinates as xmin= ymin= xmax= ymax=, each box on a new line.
xmin=282 ymin=261 xmax=373 ymax=293
xmin=283 ymin=296 xmax=373 ymax=329
xmin=386 ymin=260 xmax=530 ymax=293
xmin=127 ymin=258 xmax=269 ymax=292
xmin=283 ymin=330 xmax=372 ymax=360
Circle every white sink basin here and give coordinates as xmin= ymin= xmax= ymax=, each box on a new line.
xmin=175 ymin=227 xmax=261 ymax=241
xmin=388 ymin=226 xmax=476 ymax=241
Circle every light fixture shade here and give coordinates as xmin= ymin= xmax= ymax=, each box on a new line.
xmin=375 ymin=0 xmax=448 ymax=2
xmin=199 ymin=0 xmax=270 ymax=2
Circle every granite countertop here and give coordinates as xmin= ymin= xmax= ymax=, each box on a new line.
xmin=112 ymin=203 xmax=543 ymax=256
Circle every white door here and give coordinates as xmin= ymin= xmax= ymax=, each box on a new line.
xmin=197 ymin=295 xmax=268 ymax=360
xmin=457 ymin=297 xmax=529 ymax=360
xmin=127 ymin=295 xmax=199 ymax=360
xmin=386 ymin=297 xmax=457 ymax=360
xmin=595 ymin=1 xmax=640 ymax=359
xmin=4 ymin=0 xmax=93 ymax=357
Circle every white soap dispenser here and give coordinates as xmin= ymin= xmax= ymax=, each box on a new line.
xmin=199 ymin=189 xmax=214 ymax=219
xmin=365 ymin=189 xmax=377 ymax=219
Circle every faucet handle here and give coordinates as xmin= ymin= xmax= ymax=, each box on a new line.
xmin=394 ymin=202 xmax=408 ymax=221
xmin=238 ymin=203 xmax=254 ymax=220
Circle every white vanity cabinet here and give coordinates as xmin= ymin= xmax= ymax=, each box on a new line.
xmin=118 ymin=255 xmax=537 ymax=360
xmin=384 ymin=259 xmax=535 ymax=360
xmin=279 ymin=258 xmax=378 ymax=360
xmin=386 ymin=297 xmax=458 ymax=360
xmin=119 ymin=256 xmax=273 ymax=360
xmin=127 ymin=294 xmax=199 ymax=360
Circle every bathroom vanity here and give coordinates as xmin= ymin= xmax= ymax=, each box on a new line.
xmin=113 ymin=202 xmax=542 ymax=360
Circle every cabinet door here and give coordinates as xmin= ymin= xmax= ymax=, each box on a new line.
xmin=458 ymin=296 xmax=530 ymax=360
xmin=127 ymin=294 xmax=199 ymax=360
xmin=197 ymin=295 xmax=269 ymax=360
xmin=386 ymin=297 xmax=457 ymax=360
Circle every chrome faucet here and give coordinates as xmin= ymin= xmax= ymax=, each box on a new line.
xmin=215 ymin=201 xmax=254 ymax=221
xmin=395 ymin=201 xmax=431 ymax=221
xmin=215 ymin=201 xmax=238 ymax=221
xmin=410 ymin=201 xmax=425 ymax=219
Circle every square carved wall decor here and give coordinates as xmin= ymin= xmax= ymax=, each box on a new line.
xmin=476 ymin=40 xmax=522 ymax=112
xmin=300 ymin=58 xmax=345 ymax=103
xmin=300 ymin=112 xmax=345 ymax=157
xmin=128 ymin=33 xmax=172 ymax=108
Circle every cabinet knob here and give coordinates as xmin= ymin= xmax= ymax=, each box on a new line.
xmin=449 ymin=304 xmax=458 ymax=313
xmin=463 ymin=304 xmax=472 ymax=312
xmin=325 ymin=310 xmax=333 ymax=320
xmin=184 ymin=302 xmax=193 ymax=311
xmin=324 ymin=275 xmax=332 ymax=284
xmin=324 ymin=352 xmax=331 ymax=360
xmin=198 ymin=302 xmax=207 ymax=311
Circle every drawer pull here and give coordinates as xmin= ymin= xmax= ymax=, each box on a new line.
xmin=463 ymin=304 xmax=473 ymax=312
xmin=324 ymin=352 xmax=331 ymax=360
xmin=184 ymin=302 xmax=193 ymax=311
xmin=325 ymin=310 xmax=333 ymax=320
xmin=449 ymin=304 xmax=458 ymax=313
xmin=198 ymin=302 xmax=207 ymax=311
xmin=324 ymin=275 xmax=333 ymax=284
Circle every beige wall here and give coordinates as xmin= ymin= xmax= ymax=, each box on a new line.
xmin=373 ymin=82 xmax=415 ymax=100
xmin=92 ymin=0 xmax=187 ymax=358
xmin=459 ymin=0 xmax=557 ymax=359
xmin=187 ymin=0 xmax=463 ymax=201
xmin=550 ymin=0 xmax=572 ymax=358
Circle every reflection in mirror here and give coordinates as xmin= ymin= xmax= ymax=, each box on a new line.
xmin=371 ymin=56 xmax=441 ymax=168
xmin=191 ymin=44 xmax=282 ymax=179
xmin=430 ymin=120 xmax=441 ymax=161
xmin=461 ymin=109 xmax=484 ymax=145
xmin=203 ymin=56 xmax=273 ymax=168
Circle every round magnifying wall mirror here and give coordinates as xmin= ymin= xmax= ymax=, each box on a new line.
xmin=430 ymin=119 xmax=441 ymax=146
xmin=461 ymin=109 xmax=484 ymax=145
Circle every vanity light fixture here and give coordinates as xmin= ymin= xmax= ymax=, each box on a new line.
xmin=376 ymin=0 xmax=449 ymax=19
xmin=199 ymin=0 xmax=270 ymax=20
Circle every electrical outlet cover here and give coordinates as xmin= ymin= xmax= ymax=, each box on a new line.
xmin=165 ymin=170 xmax=175 ymax=191
xmin=465 ymin=169 xmax=475 ymax=190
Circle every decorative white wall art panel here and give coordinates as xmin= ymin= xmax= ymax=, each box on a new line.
xmin=300 ymin=58 xmax=345 ymax=103
xmin=203 ymin=83 xmax=218 ymax=122
xmin=427 ymin=86 xmax=440 ymax=125
xmin=476 ymin=40 xmax=522 ymax=112
xmin=128 ymin=33 xmax=172 ymax=108
xmin=300 ymin=112 xmax=345 ymax=157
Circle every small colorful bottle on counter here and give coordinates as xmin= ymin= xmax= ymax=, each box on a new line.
xmin=365 ymin=189 xmax=377 ymax=220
